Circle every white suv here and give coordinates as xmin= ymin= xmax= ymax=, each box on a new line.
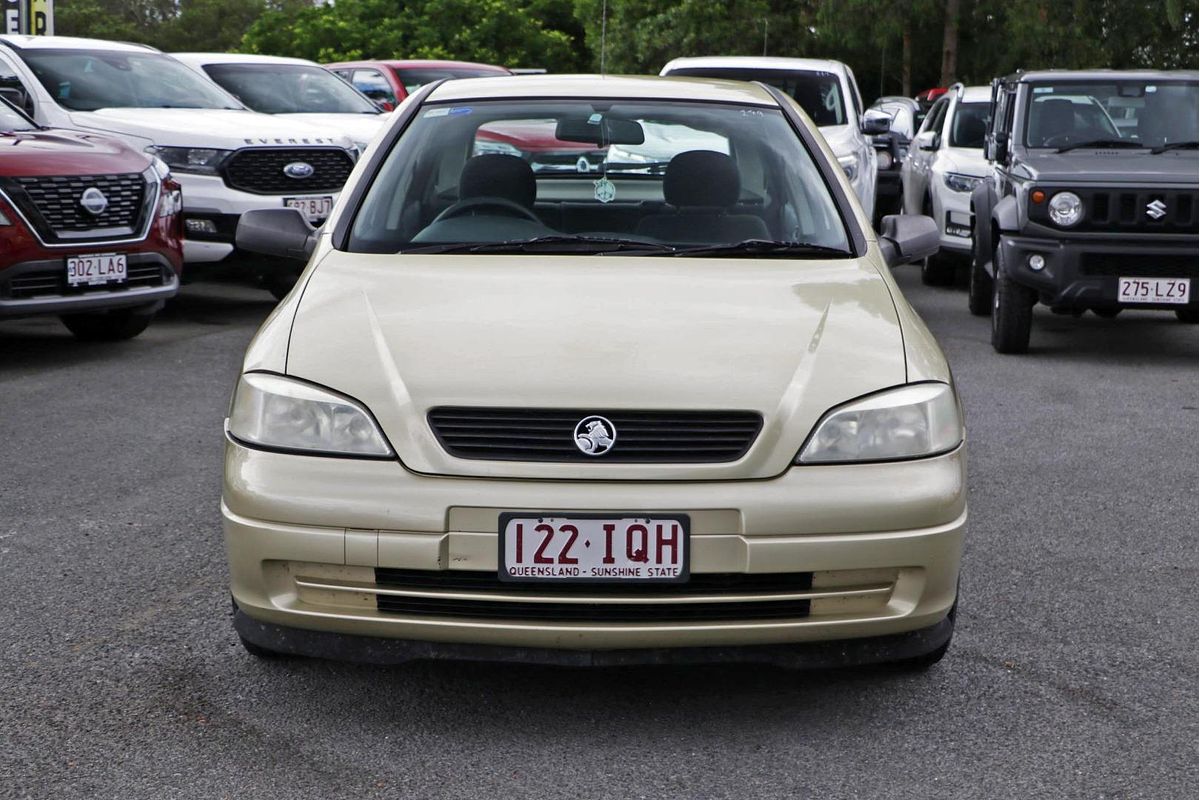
xmin=0 ymin=36 xmax=357 ymax=268
xmin=900 ymin=84 xmax=991 ymax=285
xmin=660 ymin=56 xmax=889 ymax=220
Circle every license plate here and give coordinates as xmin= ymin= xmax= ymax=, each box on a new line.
xmin=499 ymin=513 xmax=689 ymax=583
xmin=285 ymin=195 xmax=333 ymax=222
xmin=1118 ymin=277 xmax=1191 ymax=305
xmin=66 ymin=253 xmax=127 ymax=286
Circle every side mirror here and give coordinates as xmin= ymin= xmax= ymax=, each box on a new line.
xmin=861 ymin=109 xmax=892 ymax=136
xmin=0 ymin=86 xmax=27 ymax=112
xmin=374 ymin=99 xmax=395 ymax=112
xmin=878 ymin=214 xmax=939 ymax=267
xmin=236 ymin=208 xmax=317 ymax=261
xmin=994 ymin=131 xmax=1010 ymax=165
xmin=917 ymin=130 xmax=941 ymax=151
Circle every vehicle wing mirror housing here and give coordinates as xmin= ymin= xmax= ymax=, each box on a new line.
xmin=0 ymin=86 xmax=27 ymax=112
xmin=918 ymin=130 xmax=941 ymax=151
xmin=235 ymin=208 xmax=317 ymax=261
xmin=987 ymin=132 xmax=1010 ymax=164
xmin=861 ymin=109 xmax=892 ymax=136
xmin=878 ymin=214 xmax=939 ymax=267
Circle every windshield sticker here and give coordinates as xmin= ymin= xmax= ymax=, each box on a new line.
xmin=588 ymin=112 xmax=603 ymax=125
xmin=1033 ymin=86 xmax=1053 ymax=94
xmin=424 ymin=108 xmax=450 ymax=118
xmin=448 ymin=107 xmax=473 ymax=116
xmin=593 ymin=177 xmax=616 ymax=203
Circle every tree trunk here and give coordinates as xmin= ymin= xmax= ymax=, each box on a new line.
xmin=902 ymin=18 xmax=912 ymax=96
xmin=940 ymin=0 xmax=960 ymax=86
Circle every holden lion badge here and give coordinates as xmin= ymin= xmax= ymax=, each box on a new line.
xmin=574 ymin=415 xmax=616 ymax=455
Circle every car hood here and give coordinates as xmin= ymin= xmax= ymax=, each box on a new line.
xmin=66 ymin=108 xmax=353 ymax=150
xmin=938 ymin=147 xmax=989 ymax=177
xmin=277 ymin=113 xmax=387 ymax=146
xmin=1015 ymin=151 xmax=1199 ymax=184
xmin=285 ymin=254 xmax=907 ymax=480
xmin=818 ymin=123 xmax=859 ymax=157
xmin=0 ymin=128 xmax=148 ymax=176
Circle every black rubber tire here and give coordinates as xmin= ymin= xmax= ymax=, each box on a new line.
xmin=238 ymin=634 xmax=284 ymax=659
xmin=967 ymin=236 xmax=994 ymax=316
xmin=1092 ymin=308 xmax=1121 ymax=319
xmin=921 ymin=250 xmax=957 ymax=286
xmin=1176 ymin=307 xmax=1198 ymax=323
xmin=60 ymin=309 xmax=154 ymax=341
xmin=991 ymin=269 xmax=1036 ymax=354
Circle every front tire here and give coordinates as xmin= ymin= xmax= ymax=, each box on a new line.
xmin=1092 ymin=308 xmax=1121 ymax=319
xmin=967 ymin=237 xmax=994 ymax=316
xmin=991 ymin=270 xmax=1036 ymax=354
xmin=919 ymin=196 xmax=955 ymax=286
xmin=60 ymin=309 xmax=154 ymax=341
xmin=1176 ymin=307 xmax=1198 ymax=323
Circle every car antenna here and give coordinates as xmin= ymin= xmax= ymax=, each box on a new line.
xmin=600 ymin=0 xmax=608 ymax=76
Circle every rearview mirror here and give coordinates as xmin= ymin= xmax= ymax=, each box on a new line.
xmin=236 ymin=208 xmax=317 ymax=261
xmin=861 ymin=109 xmax=891 ymax=136
xmin=878 ymin=214 xmax=939 ymax=267
xmin=555 ymin=117 xmax=645 ymax=146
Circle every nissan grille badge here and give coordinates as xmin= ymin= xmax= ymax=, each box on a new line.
xmin=283 ymin=162 xmax=315 ymax=179
xmin=574 ymin=416 xmax=616 ymax=456
xmin=79 ymin=187 xmax=108 ymax=216
xmin=1146 ymin=199 xmax=1168 ymax=220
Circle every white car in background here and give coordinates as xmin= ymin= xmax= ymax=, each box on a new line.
xmin=173 ymin=53 xmax=387 ymax=153
xmin=660 ymin=56 xmax=889 ymax=220
xmin=901 ymin=83 xmax=991 ymax=285
xmin=0 ymin=35 xmax=357 ymax=275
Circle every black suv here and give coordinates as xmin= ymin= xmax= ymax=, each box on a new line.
xmin=969 ymin=70 xmax=1198 ymax=353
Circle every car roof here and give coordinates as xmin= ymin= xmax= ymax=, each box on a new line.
xmin=661 ymin=56 xmax=848 ymax=76
xmin=1009 ymin=69 xmax=1199 ymax=83
xmin=426 ymin=74 xmax=780 ymax=107
xmin=0 ymin=34 xmax=157 ymax=52
xmin=326 ymin=59 xmax=511 ymax=73
xmin=173 ymin=52 xmax=319 ymax=68
xmin=958 ymin=86 xmax=991 ymax=103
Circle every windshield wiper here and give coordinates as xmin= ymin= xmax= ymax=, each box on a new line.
xmin=401 ymin=235 xmax=678 ymax=255
xmin=1055 ymin=139 xmax=1146 ymax=153
xmin=1150 ymin=140 xmax=1198 ymax=154
xmin=671 ymin=239 xmax=850 ymax=258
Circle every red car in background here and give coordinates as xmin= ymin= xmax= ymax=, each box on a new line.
xmin=0 ymin=100 xmax=183 ymax=341
xmin=326 ymin=59 xmax=511 ymax=109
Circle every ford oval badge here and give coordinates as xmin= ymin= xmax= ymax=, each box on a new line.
xmin=283 ymin=162 xmax=315 ymax=179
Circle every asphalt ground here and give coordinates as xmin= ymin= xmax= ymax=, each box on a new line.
xmin=0 ymin=265 xmax=1196 ymax=799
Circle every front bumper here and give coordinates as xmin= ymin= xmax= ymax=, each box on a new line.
xmin=936 ymin=185 xmax=974 ymax=254
xmin=998 ymin=232 xmax=1200 ymax=311
xmin=175 ymin=172 xmax=339 ymax=264
xmin=223 ymin=440 xmax=967 ymax=660
xmin=0 ymin=252 xmax=179 ymax=318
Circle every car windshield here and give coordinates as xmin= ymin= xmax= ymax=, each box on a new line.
xmin=664 ymin=68 xmax=846 ymax=126
xmin=202 ymin=63 xmax=378 ymax=114
xmin=949 ymin=102 xmax=989 ymax=147
xmin=348 ymin=99 xmax=850 ymax=255
xmin=1024 ymin=80 xmax=1199 ymax=147
xmin=20 ymin=49 xmax=242 ymax=111
xmin=394 ymin=67 xmax=508 ymax=95
xmin=0 ymin=99 xmax=36 ymax=131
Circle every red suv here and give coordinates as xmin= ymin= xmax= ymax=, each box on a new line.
xmin=326 ymin=60 xmax=510 ymax=110
xmin=0 ymin=100 xmax=183 ymax=341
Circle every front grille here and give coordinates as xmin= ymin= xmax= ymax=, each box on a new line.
xmin=1 ymin=262 xmax=169 ymax=300
xmin=1080 ymin=253 xmax=1199 ymax=278
xmin=375 ymin=569 xmax=815 ymax=622
xmin=1031 ymin=186 xmax=1198 ymax=234
xmin=427 ymin=407 xmax=763 ymax=463
xmin=2 ymin=173 xmax=150 ymax=243
xmin=223 ymin=147 xmax=354 ymax=195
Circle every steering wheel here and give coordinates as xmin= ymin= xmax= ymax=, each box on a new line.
xmin=433 ymin=196 xmax=541 ymax=224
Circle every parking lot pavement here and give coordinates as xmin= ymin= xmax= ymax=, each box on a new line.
xmin=1 ymin=269 xmax=1195 ymax=799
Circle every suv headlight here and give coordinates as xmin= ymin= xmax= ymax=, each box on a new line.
xmin=943 ymin=172 xmax=982 ymax=193
xmin=227 ymin=372 xmax=394 ymax=458
xmin=144 ymin=146 xmax=231 ymax=175
xmin=837 ymin=154 xmax=859 ymax=182
xmin=795 ymin=383 xmax=963 ymax=464
xmin=1048 ymin=191 xmax=1084 ymax=226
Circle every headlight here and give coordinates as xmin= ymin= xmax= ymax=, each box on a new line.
xmin=795 ymin=382 xmax=963 ymax=464
xmin=837 ymin=154 xmax=859 ymax=182
xmin=943 ymin=172 xmax=982 ymax=193
xmin=875 ymin=150 xmax=893 ymax=170
xmin=1048 ymin=191 xmax=1084 ymax=226
xmin=473 ymin=139 xmax=523 ymax=158
xmin=227 ymin=372 xmax=393 ymax=458
xmin=144 ymin=145 xmax=231 ymax=175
